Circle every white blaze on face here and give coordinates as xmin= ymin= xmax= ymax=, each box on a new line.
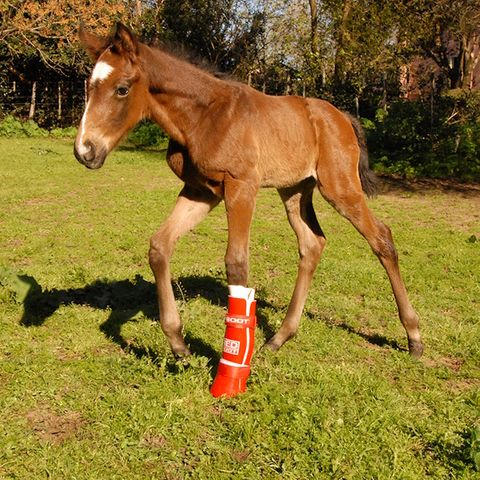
xmin=76 ymin=101 xmax=92 ymax=156
xmin=90 ymin=60 xmax=114 ymax=83
xmin=76 ymin=60 xmax=115 ymax=156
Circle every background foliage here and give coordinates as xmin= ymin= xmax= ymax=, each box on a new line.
xmin=0 ymin=0 xmax=479 ymax=180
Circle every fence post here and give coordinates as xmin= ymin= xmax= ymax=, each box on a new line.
xmin=57 ymin=82 xmax=62 ymax=122
xmin=29 ymin=81 xmax=37 ymax=120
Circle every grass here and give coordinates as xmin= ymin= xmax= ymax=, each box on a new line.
xmin=0 ymin=137 xmax=479 ymax=479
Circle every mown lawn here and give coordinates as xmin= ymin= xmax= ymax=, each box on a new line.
xmin=0 ymin=137 xmax=479 ymax=479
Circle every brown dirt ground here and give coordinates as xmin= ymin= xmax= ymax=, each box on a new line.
xmin=26 ymin=407 xmax=86 ymax=444
xmin=378 ymin=174 xmax=480 ymax=197
xmin=377 ymin=174 xmax=480 ymax=236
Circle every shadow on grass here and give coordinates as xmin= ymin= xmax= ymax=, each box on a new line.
xmin=18 ymin=273 xmax=276 ymax=371
xmin=422 ymin=426 xmax=479 ymax=473
xmin=16 ymin=272 xmax=405 ymax=367
xmin=305 ymin=311 xmax=407 ymax=354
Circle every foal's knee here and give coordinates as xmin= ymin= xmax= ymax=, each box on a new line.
xmin=299 ymin=236 xmax=326 ymax=273
xmin=149 ymin=231 xmax=173 ymax=270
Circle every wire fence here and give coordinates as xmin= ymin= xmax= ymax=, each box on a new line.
xmin=0 ymin=80 xmax=87 ymax=129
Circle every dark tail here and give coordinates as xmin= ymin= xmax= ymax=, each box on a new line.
xmin=347 ymin=114 xmax=378 ymax=198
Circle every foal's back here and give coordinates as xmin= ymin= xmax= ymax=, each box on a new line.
xmin=222 ymin=83 xmax=359 ymax=190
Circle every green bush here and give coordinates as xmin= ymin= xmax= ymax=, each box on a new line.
xmin=365 ymin=91 xmax=480 ymax=181
xmin=0 ymin=115 xmax=169 ymax=150
xmin=0 ymin=116 xmax=79 ymax=139
xmin=127 ymin=120 xmax=167 ymax=148
xmin=0 ymin=115 xmax=48 ymax=138
xmin=50 ymin=126 xmax=78 ymax=138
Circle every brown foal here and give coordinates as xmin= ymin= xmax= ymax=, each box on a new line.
xmin=74 ymin=23 xmax=423 ymax=359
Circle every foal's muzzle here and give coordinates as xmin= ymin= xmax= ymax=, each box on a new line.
xmin=74 ymin=140 xmax=107 ymax=170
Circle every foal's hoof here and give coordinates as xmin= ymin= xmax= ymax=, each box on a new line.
xmin=408 ymin=339 xmax=424 ymax=359
xmin=172 ymin=346 xmax=191 ymax=363
xmin=262 ymin=339 xmax=282 ymax=352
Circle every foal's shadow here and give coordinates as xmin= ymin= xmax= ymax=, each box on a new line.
xmin=304 ymin=311 xmax=406 ymax=353
xmin=18 ymin=273 xmax=277 ymax=370
xmin=17 ymin=272 xmax=404 ymax=368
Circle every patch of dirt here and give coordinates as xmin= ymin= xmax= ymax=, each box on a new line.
xmin=423 ymin=356 xmax=465 ymax=372
xmin=209 ymin=404 xmax=223 ymax=417
xmin=6 ymin=238 xmax=24 ymax=248
xmin=378 ymin=174 xmax=480 ymax=197
xmin=23 ymin=197 xmax=57 ymax=207
xmin=446 ymin=378 xmax=480 ymax=393
xmin=53 ymin=346 xmax=84 ymax=361
xmin=0 ymin=373 xmax=11 ymax=392
xmin=140 ymin=432 xmax=168 ymax=449
xmin=377 ymin=175 xmax=480 ymax=235
xmin=232 ymin=449 xmax=251 ymax=463
xmin=26 ymin=407 xmax=86 ymax=444
xmin=91 ymin=343 xmax=126 ymax=357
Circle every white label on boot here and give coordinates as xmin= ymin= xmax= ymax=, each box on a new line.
xmin=224 ymin=338 xmax=240 ymax=355
xmin=228 ymin=285 xmax=255 ymax=316
xmin=219 ymin=358 xmax=249 ymax=368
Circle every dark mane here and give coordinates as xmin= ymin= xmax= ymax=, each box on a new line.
xmin=97 ymin=24 xmax=230 ymax=81
xmin=147 ymin=38 xmax=230 ymax=80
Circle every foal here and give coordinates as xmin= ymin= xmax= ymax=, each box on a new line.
xmin=74 ymin=23 xmax=423 ymax=359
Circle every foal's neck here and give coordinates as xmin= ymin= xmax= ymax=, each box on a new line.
xmin=141 ymin=44 xmax=223 ymax=143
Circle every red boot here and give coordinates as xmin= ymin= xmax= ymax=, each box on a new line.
xmin=210 ymin=285 xmax=256 ymax=398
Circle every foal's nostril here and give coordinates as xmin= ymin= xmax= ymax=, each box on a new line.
xmin=74 ymin=140 xmax=96 ymax=164
xmin=83 ymin=140 xmax=96 ymax=162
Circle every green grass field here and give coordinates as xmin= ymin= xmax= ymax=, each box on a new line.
xmin=0 ymin=137 xmax=479 ymax=479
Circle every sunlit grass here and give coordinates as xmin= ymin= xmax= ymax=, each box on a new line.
xmin=0 ymin=137 xmax=479 ymax=479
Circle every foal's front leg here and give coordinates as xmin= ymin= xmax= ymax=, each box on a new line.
xmin=223 ymin=174 xmax=258 ymax=286
xmin=149 ymin=185 xmax=220 ymax=357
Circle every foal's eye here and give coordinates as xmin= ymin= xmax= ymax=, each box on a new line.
xmin=115 ymin=86 xmax=129 ymax=97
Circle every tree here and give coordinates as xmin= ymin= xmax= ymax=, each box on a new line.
xmin=395 ymin=0 xmax=480 ymax=90
xmin=0 ymin=0 xmax=127 ymax=76
xmin=161 ymin=0 xmax=236 ymax=69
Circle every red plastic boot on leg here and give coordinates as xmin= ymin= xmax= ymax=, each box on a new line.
xmin=210 ymin=286 xmax=256 ymax=398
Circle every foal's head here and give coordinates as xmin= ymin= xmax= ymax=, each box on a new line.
xmin=74 ymin=23 xmax=149 ymax=169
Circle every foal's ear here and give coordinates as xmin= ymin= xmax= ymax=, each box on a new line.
xmin=113 ymin=23 xmax=139 ymax=60
xmin=78 ymin=24 xmax=109 ymax=61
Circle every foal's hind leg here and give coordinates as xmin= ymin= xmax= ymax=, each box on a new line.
xmin=318 ymin=177 xmax=423 ymax=358
xmin=149 ymin=185 xmax=220 ymax=358
xmin=265 ymin=178 xmax=326 ymax=351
